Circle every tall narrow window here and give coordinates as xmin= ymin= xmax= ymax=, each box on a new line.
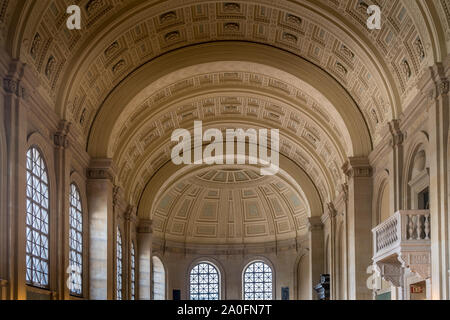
xmin=152 ymin=256 xmax=166 ymax=300
xmin=243 ymin=261 xmax=273 ymax=300
xmin=131 ymin=242 xmax=136 ymax=300
xmin=69 ymin=183 xmax=83 ymax=296
xmin=26 ymin=147 xmax=50 ymax=288
xmin=116 ymin=228 xmax=123 ymax=300
xmin=189 ymin=262 xmax=220 ymax=300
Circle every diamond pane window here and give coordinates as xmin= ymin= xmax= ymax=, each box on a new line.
xmin=131 ymin=242 xmax=136 ymax=300
xmin=243 ymin=261 xmax=273 ymax=300
xmin=189 ymin=262 xmax=220 ymax=300
xmin=69 ymin=183 xmax=83 ymax=295
xmin=116 ymin=228 xmax=123 ymax=300
xmin=26 ymin=147 xmax=50 ymax=288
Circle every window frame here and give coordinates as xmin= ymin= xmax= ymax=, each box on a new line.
xmin=242 ymin=260 xmax=274 ymax=300
xmin=68 ymin=183 xmax=84 ymax=297
xmin=116 ymin=227 xmax=123 ymax=300
xmin=25 ymin=146 xmax=51 ymax=289
xmin=189 ymin=261 xmax=221 ymax=301
xmin=130 ymin=241 xmax=136 ymax=300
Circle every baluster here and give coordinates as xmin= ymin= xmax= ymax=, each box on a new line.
xmin=416 ymin=215 xmax=422 ymax=239
xmin=408 ymin=214 xmax=414 ymax=240
xmin=424 ymin=213 xmax=430 ymax=240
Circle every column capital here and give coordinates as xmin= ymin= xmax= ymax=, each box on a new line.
xmin=342 ymin=156 xmax=372 ymax=178
xmin=308 ymin=216 xmax=323 ymax=232
xmin=388 ymin=119 xmax=404 ymax=147
xmin=2 ymin=77 xmax=27 ymax=98
xmin=137 ymin=219 xmax=153 ymax=234
xmin=54 ymin=120 xmax=71 ymax=149
xmin=87 ymin=158 xmax=116 ymax=181
xmin=2 ymin=60 xmax=34 ymax=99
xmin=124 ymin=205 xmax=137 ymax=223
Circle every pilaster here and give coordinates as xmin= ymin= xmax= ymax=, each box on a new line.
xmin=137 ymin=219 xmax=153 ymax=300
xmin=421 ymin=60 xmax=450 ymax=299
xmin=342 ymin=157 xmax=373 ymax=300
xmin=87 ymin=159 xmax=116 ymax=300
xmin=308 ymin=216 xmax=324 ymax=300
xmin=2 ymin=60 xmax=29 ymax=300
xmin=54 ymin=121 xmax=72 ymax=300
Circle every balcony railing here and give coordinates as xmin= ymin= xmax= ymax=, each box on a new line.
xmin=372 ymin=210 xmax=430 ymax=260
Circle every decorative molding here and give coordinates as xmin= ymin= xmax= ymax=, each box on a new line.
xmin=152 ymin=236 xmax=306 ymax=255
xmin=87 ymin=158 xmax=115 ymax=181
xmin=399 ymin=251 xmax=431 ymax=280
xmin=342 ymin=157 xmax=372 ymax=178
xmin=376 ymin=260 xmax=404 ymax=287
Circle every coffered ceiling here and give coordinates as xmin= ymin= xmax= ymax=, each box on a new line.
xmin=151 ymin=167 xmax=308 ymax=244
xmin=1 ymin=0 xmax=448 ymax=219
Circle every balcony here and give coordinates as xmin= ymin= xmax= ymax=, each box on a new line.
xmin=372 ymin=210 xmax=431 ymax=287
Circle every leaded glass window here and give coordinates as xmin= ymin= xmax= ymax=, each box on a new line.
xmin=243 ymin=261 xmax=273 ymax=300
xmin=116 ymin=228 xmax=123 ymax=300
xmin=131 ymin=242 xmax=136 ymax=300
xmin=189 ymin=262 xmax=220 ymax=300
xmin=26 ymin=147 xmax=50 ymax=288
xmin=69 ymin=183 xmax=83 ymax=295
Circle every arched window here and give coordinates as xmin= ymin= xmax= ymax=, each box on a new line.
xmin=131 ymin=242 xmax=136 ymax=300
xmin=152 ymin=256 xmax=166 ymax=300
xmin=116 ymin=228 xmax=123 ymax=300
xmin=69 ymin=183 xmax=83 ymax=296
xmin=26 ymin=147 xmax=50 ymax=288
xmin=189 ymin=262 xmax=220 ymax=300
xmin=243 ymin=261 xmax=273 ymax=300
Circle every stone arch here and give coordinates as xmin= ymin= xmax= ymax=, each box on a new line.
xmin=138 ymin=151 xmax=323 ymax=220
xmin=87 ymin=42 xmax=372 ymax=159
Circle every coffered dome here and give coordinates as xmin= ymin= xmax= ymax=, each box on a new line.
xmin=152 ymin=167 xmax=308 ymax=245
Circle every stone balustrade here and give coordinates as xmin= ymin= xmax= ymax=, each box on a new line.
xmin=373 ymin=210 xmax=430 ymax=257
xmin=372 ymin=210 xmax=431 ymax=285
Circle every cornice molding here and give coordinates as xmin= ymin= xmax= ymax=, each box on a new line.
xmin=87 ymin=158 xmax=116 ymax=181
xmin=137 ymin=219 xmax=153 ymax=234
